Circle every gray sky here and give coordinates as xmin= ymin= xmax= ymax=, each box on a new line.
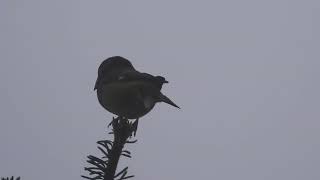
xmin=1 ymin=1 xmax=319 ymax=180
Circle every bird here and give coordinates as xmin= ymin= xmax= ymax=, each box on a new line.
xmin=94 ymin=56 xmax=179 ymax=135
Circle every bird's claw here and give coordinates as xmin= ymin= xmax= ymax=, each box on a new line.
xmin=108 ymin=117 xmax=121 ymax=128
xmin=131 ymin=119 xmax=139 ymax=137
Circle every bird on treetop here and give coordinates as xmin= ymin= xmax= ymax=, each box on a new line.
xmin=94 ymin=56 xmax=179 ymax=135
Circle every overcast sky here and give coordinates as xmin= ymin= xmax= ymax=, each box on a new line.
xmin=1 ymin=1 xmax=319 ymax=180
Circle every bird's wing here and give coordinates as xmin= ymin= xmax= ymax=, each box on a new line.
xmin=118 ymin=70 xmax=155 ymax=82
xmin=118 ymin=70 xmax=167 ymax=89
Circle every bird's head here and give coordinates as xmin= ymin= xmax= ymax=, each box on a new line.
xmin=94 ymin=56 xmax=134 ymax=90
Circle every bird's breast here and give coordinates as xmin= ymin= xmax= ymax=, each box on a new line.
xmin=97 ymin=81 xmax=157 ymax=119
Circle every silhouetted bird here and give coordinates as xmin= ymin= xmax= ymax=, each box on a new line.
xmin=94 ymin=56 xmax=179 ymax=135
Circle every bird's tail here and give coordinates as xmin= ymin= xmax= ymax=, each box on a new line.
xmin=159 ymin=93 xmax=180 ymax=109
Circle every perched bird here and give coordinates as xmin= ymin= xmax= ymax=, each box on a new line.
xmin=94 ymin=56 xmax=179 ymax=134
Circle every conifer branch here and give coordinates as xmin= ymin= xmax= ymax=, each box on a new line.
xmin=82 ymin=117 xmax=137 ymax=180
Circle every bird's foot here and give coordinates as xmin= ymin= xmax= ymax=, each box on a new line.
xmin=108 ymin=117 xmax=120 ymax=128
xmin=131 ymin=119 xmax=139 ymax=137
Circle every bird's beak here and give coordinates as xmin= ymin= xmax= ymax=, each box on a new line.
xmin=159 ymin=93 xmax=180 ymax=109
xmin=94 ymin=77 xmax=100 ymax=91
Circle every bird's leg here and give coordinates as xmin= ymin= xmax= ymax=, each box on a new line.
xmin=132 ymin=118 xmax=139 ymax=137
xmin=108 ymin=116 xmax=119 ymax=128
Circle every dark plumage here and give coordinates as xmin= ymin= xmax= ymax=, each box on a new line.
xmin=94 ymin=56 xmax=179 ymax=119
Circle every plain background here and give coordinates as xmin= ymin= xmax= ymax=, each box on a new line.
xmin=0 ymin=1 xmax=319 ymax=180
